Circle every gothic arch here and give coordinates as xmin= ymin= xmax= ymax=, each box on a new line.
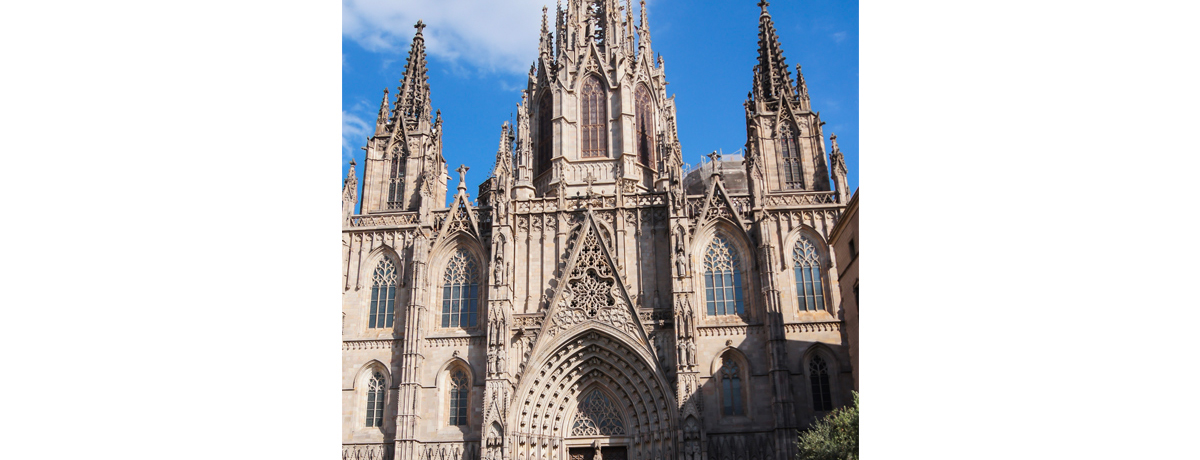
xmin=782 ymin=225 xmax=831 ymax=268
xmin=360 ymin=245 xmax=404 ymax=332
xmin=433 ymin=355 xmax=480 ymax=388
xmin=351 ymin=360 xmax=392 ymax=431
xmin=436 ymin=357 xmax=478 ymax=430
xmin=634 ymin=83 xmax=657 ymax=168
xmin=782 ymin=225 xmax=835 ymax=317
xmin=351 ymin=359 xmax=392 ymax=390
xmin=508 ymin=328 xmax=676 ymax=459
xmin=800 ymin=343 xmax=844 ymax=410
xmin=428 ymin=234 xmax=488 ymax=331
xmin=535 ymin=91 xmax=553 ymax=178
xmin=707 ymin=346 xmax=751 ymax=376
xmin=710 ymin=348 xmax=751 ymax=419
xmin=578 ymin=73 xmax=610 ymax=159
xmin=690 ymin=221 xmax=760 ymax=322
xmin=564 ymin=383 xmax=629 ymax=438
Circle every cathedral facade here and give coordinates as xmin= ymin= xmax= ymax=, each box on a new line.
xmin=342 ymin=2 xmax=856 ymax=460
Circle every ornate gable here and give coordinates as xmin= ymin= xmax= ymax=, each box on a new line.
xmin=699 ymin=177 xmax=743 ymax=226
xmin=437 ymin=192 xmax=481 ymax=242
xmin=538 ymin=210 xmax=647 ymax=345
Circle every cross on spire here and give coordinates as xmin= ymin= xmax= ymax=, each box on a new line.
xmin=414 ymin=19 xmax=426 ymax=35
xmin=758 ymin=0 xmax=769 ymax=11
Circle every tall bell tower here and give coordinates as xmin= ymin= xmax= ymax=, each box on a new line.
xmin=512 ymin=0 xmax=682 ymax=201
xmin=744 ymin=1 xmax=840 ymax=202
xmin=360 ymin=20 xmax=449 ymax=214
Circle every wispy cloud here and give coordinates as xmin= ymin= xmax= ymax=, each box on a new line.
xmin=343 ymin=0 xmax=547 ymax=75
xmin=344 ymin=0 xmax=657 ymax=75
xmin=342 ymin=106 xmax=372 ymax=161
xmin=831 ymin=31 xmax=847 ymax=43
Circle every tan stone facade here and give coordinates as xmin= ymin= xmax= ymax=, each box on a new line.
xmin=342 ymin=3 xmax=856 ymax=460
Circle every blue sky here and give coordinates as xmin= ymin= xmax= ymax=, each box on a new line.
xmin=342 ymin=0 xmax=858 ymax=201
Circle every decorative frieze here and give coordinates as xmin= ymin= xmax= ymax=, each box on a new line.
xmin=348 ymin=213 xmax=420 ymax=228
xmin=697 ymin=325 xmax=766 ymax=337
xmin=764 ymin=191 xmax=837 ymax=207
xmin=342 ymin=443 xmax=393 ymax=460
xmin=426 ymin=336 xmax=484 ymax=347
xmin=783 ymin=321 xmax=841 ymax=333
xmin=342 ymin=339 xmax=397 ymax=351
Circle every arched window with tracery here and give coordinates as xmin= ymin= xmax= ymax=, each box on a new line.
xmin=387 ymin=154 xmax=404 ymax=209
xmin=793 ymin=236 xmax=826 ymax=312
xmin=369 ymin=256 xmax=398 ymax=328
xmin=441 ymin=249 xmax=480 ymax=328
xmin=809 ymin=355 xmax=833 ymax=411
xmin=635 ymin=85 xmax=655 ymax=167
xmin=719 ymin=357 xmax=744 ymax=416
xmin=365 ymin=370 xmax=385 ymax=427
xmin=537 ymin=94 xmax=552 ymax=177
xmin=778 ymin=123 xmax=803 ymax=189
xmin=580 ymin=76 xmax=607 ymax=158
xmin=703 ymin=235 xmax=745 ymax=316
xmin=448 ymin=368 xmax=468 ymax=426
xmin=571 ymin=389 xmax=625 ymax=436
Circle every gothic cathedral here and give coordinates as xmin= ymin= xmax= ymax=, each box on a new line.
xmin=342 ymin=2 xmax=856 ymax=460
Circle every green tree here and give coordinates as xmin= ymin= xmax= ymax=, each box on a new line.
xmin=796 ymin=392 xmax=858 ymax=460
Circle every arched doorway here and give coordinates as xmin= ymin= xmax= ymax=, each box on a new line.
xmin=506 ymin=329 xmax=676 ymax=460
xmin=565 ymin=387 xmax=629 ymax=460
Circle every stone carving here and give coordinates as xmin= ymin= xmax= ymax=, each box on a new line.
xmin=549 ymin=227 xmax=639 ymax=337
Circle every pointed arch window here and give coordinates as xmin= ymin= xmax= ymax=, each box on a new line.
xmin=719 ymin=357 xmax=744 ymax=416
xmin=703 ymin=235 xmax=745 ymax=316
xmin=778 ymin=124 xmax=804 ymax=189
xmin=635 ymin=85 xmax=655 ymax=167
xmin=537 ymin=94 xmax=552 ymax=177
xmin=387 ymin=154 xmax=404 ymax=209
xmin=571 ymin=389 xmax=625 ymax=436
xmin=365 ymin=371 xmax=385 ymax=427
xmin=441 ymin=249 xmax=480 ymax=328
xmin=793 ymin=236 xmax=826 ymax=312
xmin=581 ymin=76 xmax=608 ymax=158
xmin=369 ymin=257 xmax=398 ymax=328
xmin=809 ymin=355 xmax=833 ymax=411
xmin=448 ymin=369 xmax=468 ymax=426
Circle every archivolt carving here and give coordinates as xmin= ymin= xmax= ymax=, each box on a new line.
xmin=509 ymin=331 xmax=674 ymax=460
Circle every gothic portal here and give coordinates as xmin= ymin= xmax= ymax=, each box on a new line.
xmin=342 ymin=3 xmax=856 ymax=460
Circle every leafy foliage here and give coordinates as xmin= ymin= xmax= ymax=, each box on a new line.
xmin=796 ymin=392 xmax=858 ymax=460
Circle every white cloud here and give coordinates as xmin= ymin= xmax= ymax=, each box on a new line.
xmin=831 ymin=31 xmax=847 ymax=43
xmin=342 ymin=107 xmax=372 ymax=160
xmin=344 ymin=0 xmax=657 ymax=75
xmin=343 ymin=0 xmax=549 ymax=75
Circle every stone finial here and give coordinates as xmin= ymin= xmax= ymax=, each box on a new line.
xmin=414 ymin=19 xmax=426 ymax=35
xmin=758 ymin=0 xmax=770 ymax=13
xmin=831 ymin=133 xmax=840 ymax=153
xmin=456 ymin=164 xmax=470 ymax=192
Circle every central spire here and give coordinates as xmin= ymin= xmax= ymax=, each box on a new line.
xmin=751 ymin=1 xmax=797 ymax=103
xmin=395 ymin=20 xmax=432 ymax=127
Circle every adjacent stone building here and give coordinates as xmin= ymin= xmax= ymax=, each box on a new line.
xmin=342 ymin=2 xmax=857 ymax=460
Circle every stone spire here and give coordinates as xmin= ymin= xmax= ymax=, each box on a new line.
xmin=751 ymin=1 xmax=798 ymax=104
xmin=343 ymin=159 xmax=358 ymax=202
xmin=539 ymin=6 xmax=553 ymax=57
xmin=493 ymin=121 xmax=514 ymax=183
xmin=829 ymin=133 xmax=849 ymax=202
xmin=374 ymin=88 xmax=390 ymax=136
xmin=637 ymin=0 xmax=651 ymax=52
xmin=395 ymin=20 xmax=432 ymax=127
